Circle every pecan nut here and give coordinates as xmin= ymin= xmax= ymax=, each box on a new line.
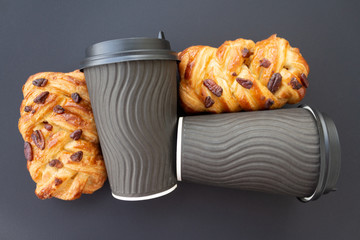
xmin=49 ymin=159 xmax=63 ymax=168
xmin=203 ymin=79 xmax=223 ymax=97
xmin=290 ymin=78 xmax=302 ymax=90
xmin=70 ymin=151 xmax=83 ymax=162
xmin=32 ymin=78 xmax=48 ymax=87
xmin=31 ymin=130 xmax=45 ymax=150
xmin=204 ymin=96 xmax=215 ymax=108
xmin=70 ymin=129 xmax=82 ymax=140
xmin=260 ymin=58 xmax=271 ymax=68
xmin=267 ymin=73 xmax=282 ymax=93
xmin=33 ymin=91 xmax=49 ymax=104
xmin=24 ymin=142 xmax=33 ymax=161
xmin=71 ymin=93 xmax=82 ymax=103
xmin=236 ymin=78 xmax=253 ymax=89
xmin=53 ymin=105 xmax=65 ymax=114
xmin=300 ymin=73 xmax=309 ymax=88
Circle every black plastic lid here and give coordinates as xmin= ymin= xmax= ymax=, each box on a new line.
xmin=299 ymin=105 xmax=341 ymax=202
xmin=80 ymin=31 xmax=178 ymax=69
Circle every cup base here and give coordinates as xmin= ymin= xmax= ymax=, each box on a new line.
xmin=111 ymin=184 xmax=177 ymax=201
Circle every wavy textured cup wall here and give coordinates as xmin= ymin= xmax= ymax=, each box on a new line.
xmin=178 ymin=108 xmax=321 ymax=197
xmin=85 ymin=60 xmax=177 ymax=199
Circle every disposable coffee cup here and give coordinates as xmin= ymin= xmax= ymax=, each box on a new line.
xmin=80 ymin=32 xmax=178 ymax=200
xmin=176 ymin=105 xmax=341 ymax=202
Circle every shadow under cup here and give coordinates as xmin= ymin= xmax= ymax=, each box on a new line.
xmin=80 ymin=34 xmax=178 ymax=200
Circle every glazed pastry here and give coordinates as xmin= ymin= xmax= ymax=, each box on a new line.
xmin=18 ymin=70 xmax=107 ymax=200
xmin=178 ymin=34 xmax=309 ymax=113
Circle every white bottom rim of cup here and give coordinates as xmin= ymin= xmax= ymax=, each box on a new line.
xmin=111 ymin=184 xmax=177 ymax=201
xmin=176 ymin=117 xmax=183 ymax=181
xmin=300 ymin=104 xmax=320 ymax=202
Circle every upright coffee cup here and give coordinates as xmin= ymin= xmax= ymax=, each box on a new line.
xmin=177 ymin=105 xmax=341 ymax=202
xmin=80 ymin=32 xmax=178 ymax=200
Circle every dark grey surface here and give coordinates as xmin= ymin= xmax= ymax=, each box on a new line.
xmin=1 ymin=0 xmax=359 ymax=239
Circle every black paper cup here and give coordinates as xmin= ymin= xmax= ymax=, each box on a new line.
xmin=176 ymin=105 xmax=341 ymax=201
xmin=81 ymin=32 xmax=178 ymax=200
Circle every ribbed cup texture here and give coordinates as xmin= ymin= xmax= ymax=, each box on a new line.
xmin=85 ymin=60 xmax=177 ymax=197
xmin=180 ymin=108 xmax=320 ymax=197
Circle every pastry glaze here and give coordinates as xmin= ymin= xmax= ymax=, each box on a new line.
xmin=18 ymin=70 xmax=107 ymax=200
xmin=178 ymin=35 xmax=309 ymax=113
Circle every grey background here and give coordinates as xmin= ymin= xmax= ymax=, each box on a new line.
xmin=1 ymin=0 xmax=359 ymax=239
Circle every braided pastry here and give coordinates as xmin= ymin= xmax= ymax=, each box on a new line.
xmin=18 ymin=70 xmax=107 ymax=200
xmin=178 ymin=34 xmax=309 ymax=113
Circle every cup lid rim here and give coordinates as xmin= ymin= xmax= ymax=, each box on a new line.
xmin=80 ymin=31 xmax=179 ymax=69
xmin=298 ymin=104 xmax=341 ymax=202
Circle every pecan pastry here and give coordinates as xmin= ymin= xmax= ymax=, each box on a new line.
xmin=178 ymin=34 xmax=309 ymax=113
xmin=18 ymin=70 xmax=107 ymax=200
